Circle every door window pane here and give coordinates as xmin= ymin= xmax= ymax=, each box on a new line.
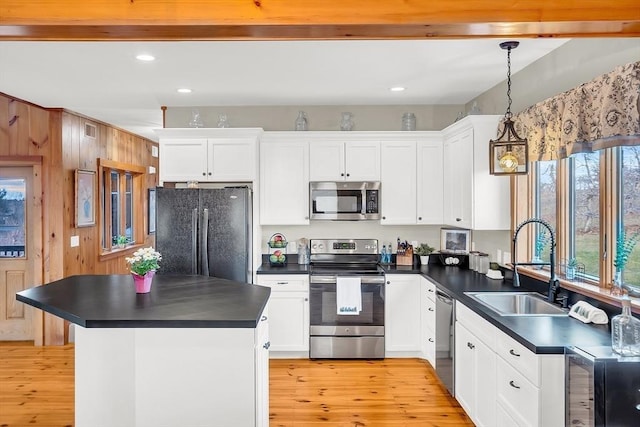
xmin=125 ymin=173 xmax=133 ymax=242
xmin=620 ymin=146 xmax=640 ymax=288
xmin=534 ymin=161 xmax=557 ymax=262
xmin=0 ymin=178 xmax=26 ymax=258
xmin=110 ymin=171 xmax=120 ymax=245
xmin=571 ymin=152 xmax=601 ymax=278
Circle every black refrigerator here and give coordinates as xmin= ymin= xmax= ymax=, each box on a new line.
xmin=155 ymin=186 xmax=252 ymax=283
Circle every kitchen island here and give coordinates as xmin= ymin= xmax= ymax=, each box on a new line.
xmin=16 ymin=274 xmax=271 ymax=427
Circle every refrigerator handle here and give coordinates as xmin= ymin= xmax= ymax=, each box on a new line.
xmin=191 ymin=208 xmax=198 ymax=275
xmin=201 ymin=208 xmax=210 ymax=276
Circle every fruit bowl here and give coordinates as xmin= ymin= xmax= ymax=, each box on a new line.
xmin=268 ymin=233 xmax=288 ymax=266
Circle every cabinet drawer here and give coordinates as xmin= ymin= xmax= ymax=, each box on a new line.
xmin=424 ymin=279 xmax=436 ymax=302
xmin=456 ymin=302 xmax=496 ymax=349
xmin=424 ymin=298 xmax=436 ymax=327
xmin=256 ymin=276 xmax=308 ymax=292
xmin=496 ymin=357 xmax=539 ymax=427
xmin=495 ymin=330 xmax=539 ymax=387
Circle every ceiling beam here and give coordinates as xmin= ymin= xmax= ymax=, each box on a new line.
xmin=1 ymin=0 xmax=639 ymax=40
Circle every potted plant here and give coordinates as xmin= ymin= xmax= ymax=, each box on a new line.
xmin=114 ymin=235 xmax=128 ymax=249
xmin=125 ymin=247 xmax=162 ymax=293
xmin=566 ymin=257 xmax=578 ymax=280
xmin=415 ymin=243 xmax=435 ymax=266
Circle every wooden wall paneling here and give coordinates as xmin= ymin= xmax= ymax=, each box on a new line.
xmin=31 ymin=164 xmax=44 ymax=346
xmin=0 ymin=97 xmax=9 ymax=153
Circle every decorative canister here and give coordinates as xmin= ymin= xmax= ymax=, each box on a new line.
xmin=340 ymin=112 xmax=354 ymax=131
xmin=402 ymin=112 xmax=416 ymax=131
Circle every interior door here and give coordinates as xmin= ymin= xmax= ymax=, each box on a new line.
xmin=0 ymin=167 xmax=34 ymax=340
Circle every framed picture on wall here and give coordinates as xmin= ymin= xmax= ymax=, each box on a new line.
xmin=440 ymin=228 xmax=471 ymax=254
xmin=148 ymin=188 xmax=156 ymax=234
xmin=75 ymin=169 xmax=96 ymax=227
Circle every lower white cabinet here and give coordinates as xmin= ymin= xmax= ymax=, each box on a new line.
xmin=455 ymin=321 xmax=497 ymax=427
xmin=254 ymin=308 xmax=270 ymax=427
xmin=385 ymin=274 xmax=422 ymax=356
xmin=454 ymin=301 xmax=564 ymax=427
xmin=256 ymin=275 xmax=309 ymax=357
xmin=420 ymin=277 xmax=436 ymax=366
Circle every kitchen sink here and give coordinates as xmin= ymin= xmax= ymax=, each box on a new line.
xmin=464 ymin=292 xmax=568 ymax=316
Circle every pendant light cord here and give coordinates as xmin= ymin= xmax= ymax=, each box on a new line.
xmin=505 ymin=45 xmax=513 ymax=120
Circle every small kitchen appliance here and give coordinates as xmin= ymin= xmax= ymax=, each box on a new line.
xmin=309 ymin=239 xmax=385 ymax=359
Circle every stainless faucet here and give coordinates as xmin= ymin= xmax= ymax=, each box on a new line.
xmin=512 ymin=218 xmax=560 ymax=303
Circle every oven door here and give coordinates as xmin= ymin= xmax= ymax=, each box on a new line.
xmin=309 ymin=277 xmax=385 ymax=336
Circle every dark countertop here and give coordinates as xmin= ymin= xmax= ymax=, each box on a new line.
xmin=257 ymin=263 xmax=311 ymax=274
xmin=256 ymin=262 xmax=612 ymax=354
xmin=420 ymin=265 xmax=611 ymax=354
xmin=16 ymin=274 xmax=271 ymax=329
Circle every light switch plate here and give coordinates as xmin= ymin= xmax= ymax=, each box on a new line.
xmin=151 ymin=146 xmax=159 ymax=157
xmin=70 ymin=235 xmax=80 ymax=247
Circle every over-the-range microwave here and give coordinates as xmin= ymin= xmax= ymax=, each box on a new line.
xmin=310 ymin=181 xmax=380 ymax=221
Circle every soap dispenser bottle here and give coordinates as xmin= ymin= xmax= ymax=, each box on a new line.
xmin=611 ymin=295 xmax=640 ymax=356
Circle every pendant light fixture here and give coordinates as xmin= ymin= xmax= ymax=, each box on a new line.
xmin=489 ymin=41 xmax=528 ymax=175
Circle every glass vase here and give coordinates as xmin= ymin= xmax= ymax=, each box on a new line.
xmin=340 ymin=112 xmax=354 ymax=131
xmin=401 ymin=112 xmax=416 ymax=131
xmin=295 ymin=111 xmax=308 ymax=131
xmin=611 ymin=269 xmax=624 ymax=296
xmin=188 ymin=109 xmax=204 ymax=128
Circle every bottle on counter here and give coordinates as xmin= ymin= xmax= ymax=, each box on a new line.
xmin=381 ymin=245 xmax=387 ymax=264
xmin=611 ymin=295 xmax=640 ymax=356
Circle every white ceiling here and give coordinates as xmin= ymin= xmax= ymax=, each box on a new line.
xmin=0 ymin=39 xmax=569 ymax=141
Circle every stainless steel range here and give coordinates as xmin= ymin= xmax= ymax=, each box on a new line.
xmin=309 ymin=239 xmax=385 ymax=359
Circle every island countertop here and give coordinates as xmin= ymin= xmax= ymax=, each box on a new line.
xmin=16 ymin=274 xmax=271 ymax=329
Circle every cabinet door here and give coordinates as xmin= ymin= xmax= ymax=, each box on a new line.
xmin=475 ymin=337 xmax=497 ymax=427
xmin=416 ymin=139 xmax=444 ymax=224
xmin=345 ymin=141 xmax=380 ymax=181
xmin=421 ymin=278 xmax=436 ymax=365
xmin=159 ymin=138 xmax=208 ymax=182
xmin=380 ymin=141 xmax=416 ymax=224
xmin=207 ymin=138 xmax=256 ymax=181
xmin=385 ymin=275 xmax=421 ymax=354
xmin=443 ymin=129 xmax=473 ymax=228
xmin=309 ymin=141 xmax=345 ymax=181
xmin=254 ymin=312 xmax=270 ymax=427
xmin=260 ymin=141 xmax=310 ymax=225
xmin=455 ymin=322 xmax=476 ymax=418
xmin=266 ymin=292 xmax=310 ymax=352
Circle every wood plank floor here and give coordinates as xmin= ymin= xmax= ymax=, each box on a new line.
xmin=0 ymin=342 xmax=472 ymax=426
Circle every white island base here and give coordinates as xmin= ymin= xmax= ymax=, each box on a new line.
xmin=75 ymin=325 xmax=269 ymax=427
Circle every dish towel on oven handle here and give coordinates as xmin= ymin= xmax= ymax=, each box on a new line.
xmin=336 ymin=276 xmax=362 ymax=315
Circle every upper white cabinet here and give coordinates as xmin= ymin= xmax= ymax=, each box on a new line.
xmin=442 ymin=116 xmax=510 ymax=230
xmin=260 ymin=133 xmax=310 ymax=225
xmin=309 ymin=138 xmax=380 ymax=181
xmin=380 ymin=140 xmax=417 ymax=224
xmin=417 ymin=136 xmax=444 ymax=224
xmin=155 ymin=128 xmax=261 ymax=184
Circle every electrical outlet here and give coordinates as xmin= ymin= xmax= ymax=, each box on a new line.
xmin=503 ymin=251 xmax=512 ymax=265
xmin=496 ymin=249 xmax=503 ymax=265
xmin=70 ymin=235 xmax=80 ymax=247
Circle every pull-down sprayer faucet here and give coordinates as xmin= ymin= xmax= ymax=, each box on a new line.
xmin=512 ymin=218 xmax=560 ymax=304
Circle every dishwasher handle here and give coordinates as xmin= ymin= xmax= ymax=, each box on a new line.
xmin=436 ymin=290 xmax=453 ymax=305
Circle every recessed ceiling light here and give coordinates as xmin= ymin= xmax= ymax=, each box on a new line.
xmin=136 ymin=54 xmax=155 ymax=61
xmin=177 ymin=88 xmax=192 ymax=94
xmin=390 ymin=86 xmax=406 ymax=92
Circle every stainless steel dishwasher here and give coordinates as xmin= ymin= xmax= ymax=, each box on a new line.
xmin=435 ymin=288 xmax=455 ymax=396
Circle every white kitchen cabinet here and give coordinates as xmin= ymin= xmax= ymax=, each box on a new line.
xmin=309 ymin=140 xmax=380 ymax=181
xmin=455 ymin=301 xmax=564 ymax=427
xmin=455 ymin=302 xmax=497 ymax=427
xmin=256 ymin=275 xmax=309 ymax=357
xmin=385 ymin=274 xmax=422 ymax=356
xmin=380 ymin=140 xmax=417 ymax=224
xmin=155 ymin=128 xmax=261 ymax=184
xmin=417 ymin=137 xmax=444 ymax=224
xmin=494 ymin=329 xmax=565 ymax=427
xmin=254 ymin=307 xmax=270 ymax=427
xmin=260 ymin=134 xmax=310 ymax=225
xmin=420 ymin=277 xmax=436 ymax=366
xmin=442 ymin=115 xmax=510 ymax=230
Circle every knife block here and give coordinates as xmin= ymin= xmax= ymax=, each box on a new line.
xmin=396 ymin=246 xmax=414 ymax=266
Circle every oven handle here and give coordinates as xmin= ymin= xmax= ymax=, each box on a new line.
xmin=310 ymin=276 xmax=386 ymax=286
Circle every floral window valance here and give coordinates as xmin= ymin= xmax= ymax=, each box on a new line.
xmin=512 ymin=61 xmax=640 ymax=161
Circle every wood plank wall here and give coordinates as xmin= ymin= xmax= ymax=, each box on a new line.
xmin=0 ymin=92 xmax=158 ymax=344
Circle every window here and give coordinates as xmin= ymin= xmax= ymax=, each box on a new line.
xmin=0 ymin=176 xmax=26 ymax=258
xmin=619 ymin=146 xmax=640 ymax=288
xmin=534 ymin=160 xmax=557 ymax=263
xmin=98 ymin=159 xmax=145 ymax=251
xmin=570 ymin=152 xmax=601 ymax=279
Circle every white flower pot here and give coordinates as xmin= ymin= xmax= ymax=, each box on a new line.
xmin=420 ymin=255 xmax=430 ymax=266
